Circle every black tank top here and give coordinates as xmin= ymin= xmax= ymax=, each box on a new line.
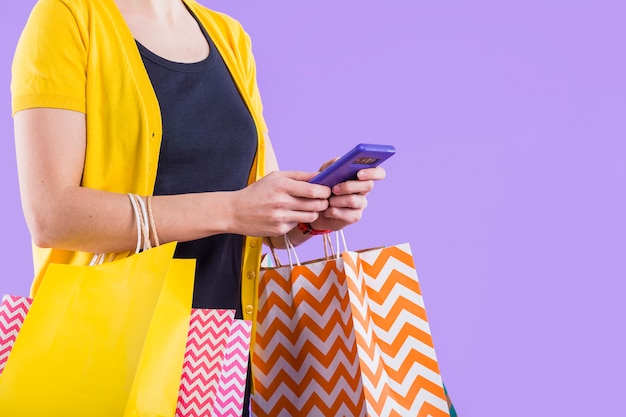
xmin=136 ymin=17 xmax=257 ymax=317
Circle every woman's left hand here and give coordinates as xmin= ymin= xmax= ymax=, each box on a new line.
xmin=310 ymin=164 xmax=386 ymax=232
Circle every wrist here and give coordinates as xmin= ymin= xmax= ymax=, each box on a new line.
xmin=202 ymin=191 xmax=235 ymax=235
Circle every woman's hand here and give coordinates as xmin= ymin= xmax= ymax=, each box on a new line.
xmin=258 ymin=157 xmax=386 ymax=249
xmin=229 ymin=170 xmax=331 ymax=237
xmin=309 ymin=161 xmax=387 ymax=232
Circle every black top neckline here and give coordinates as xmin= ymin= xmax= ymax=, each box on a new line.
xmin=135 ymin=9 xmax=216 ymax=72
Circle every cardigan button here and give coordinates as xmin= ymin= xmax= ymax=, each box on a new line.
xmin=247 ymin=271 xmax=256 ymax=280
xmin=250 ymin=239 xmax=258 ymax=248
xmin=245 ymin=305 xmax=254 ymax=316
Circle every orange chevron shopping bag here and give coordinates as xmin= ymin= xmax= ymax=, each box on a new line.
xmin=252 ymin=249 xmax=367 ymax=416
xmin=342 ymin=243 xmax=450 ymax=417
xmin=252 ymin=237 xmax=450 ymax=417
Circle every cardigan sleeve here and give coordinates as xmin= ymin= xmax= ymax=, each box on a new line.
xmin=11 ymin=0 xmax=88 ymax=115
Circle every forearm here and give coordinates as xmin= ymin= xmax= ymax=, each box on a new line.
xmin=25 ymin=186 xmax=236 ymax=254
xmin=15 ymin=108 xmax=333 ymax=254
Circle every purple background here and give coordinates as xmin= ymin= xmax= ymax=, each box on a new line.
xmin=2 ymin=1 xmax=625 ymax=415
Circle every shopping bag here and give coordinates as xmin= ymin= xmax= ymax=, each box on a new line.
xmin=252 ymin=245 xmax=367 ymax=416
xmin=0 ymin=295 xmax=32 ymax=375
xmin=0 ymin=242 xmax=195 ymax=417
xmin=213 ymin=319 xmax=252 ymax=417
xmin=342 ymin=243 xmax=450 ymax=416
xmin=0 ymin=298 xmax=252 ymax=417
xmin=176 ymin=309 xmax=252 ymax=417
xmin=125 ymin=251 xmax=197 ymax=417
xmin=252 ymin=236 xmax=450 ymax=417
xmin=0 ymin=290 xmax=252 ymax=417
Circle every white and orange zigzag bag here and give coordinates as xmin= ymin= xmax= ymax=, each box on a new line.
xmin=251 ymin=233 xmax=450 ymax=417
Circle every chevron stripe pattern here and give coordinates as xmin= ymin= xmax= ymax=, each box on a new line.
xmin=252 ymin=259 xmax=367 ymax=417
xmin=0 ymin=295 xmax=32 ymax=375
xmin=176 ymin=309 xmax=235 ymax=417
xmin=213 ymin=319 xmax=252 ymax=417
xmin=342 ymin=243 xmax=450 ymax=417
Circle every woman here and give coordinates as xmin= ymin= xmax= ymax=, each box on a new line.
xmin=12 ymin=0 xmax=385 ymax=414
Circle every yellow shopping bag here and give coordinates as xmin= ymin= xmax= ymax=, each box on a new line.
xmin=0 ymin=242 xmax=195 ymax=417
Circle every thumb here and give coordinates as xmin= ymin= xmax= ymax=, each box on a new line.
xmin=281 ymin=170 xmax=319 ymax=182
xmin=318 ymin=157 xmax=339 ymax=172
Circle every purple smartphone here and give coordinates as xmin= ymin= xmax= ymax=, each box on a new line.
xmin=309 ymin=143 xmax=396 ymax=187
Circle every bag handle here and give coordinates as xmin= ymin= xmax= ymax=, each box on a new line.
xmin=266 ymin=234 xmax=301 ymax=268
xmin=89 ymin=193 xmax=156 ymax=266
xmin=266 ymin=230 xmax=349 ymax=268
xmin=322 ymin=230 xmax=349 ymax=260
xmin=128 ymin=193 xmax=147 ymax=253
xmin=283 ymin=234 xmax=301 ymax=267
xmin=131 ymin=193 xmax=154 ymax=252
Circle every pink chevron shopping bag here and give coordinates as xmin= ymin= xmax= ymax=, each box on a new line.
xmin=0 ymin=295 xmax=32 ymax=375
xmin=176 ymin=309 xmax=252 ymax=417
xmin=252 ymin=238 xmax=452 ymax=417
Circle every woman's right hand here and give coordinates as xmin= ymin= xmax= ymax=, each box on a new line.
xmin=227 ymin=170 xmax=331 ymax=237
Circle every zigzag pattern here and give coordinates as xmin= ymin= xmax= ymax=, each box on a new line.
xmin=0 ymin=295 xmax=32 ymax=375
xmin=252 ymin=260 xmax=367 ymax=417
xmin=176 ymin=309 xmax=234 ymax=417
xmin=342 ymin=243 xmax=450 ymax=417
xmin=213 ymin=319 xmax=252 ymax=417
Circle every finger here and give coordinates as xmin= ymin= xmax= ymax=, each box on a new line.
xmin=328 ymin=194 xmax=368 ymax=210
xmin=279 ymin=170 xmax=320 ymax=182
xmin=287 ymin=179 xmax=332 ymax=200
xmin=284 ymin=209 xmax=325 ymax=227
xmin=332 ymin=179 xmax=374 ymax=196
xmin=357 ymin=166 xmax=386 ymax=181
xmin=320 ymin=206 xmax=364 ymax=223
xmin=283 ymin=210 xmax=321 ymax=226
xmin=318 ymin=157 xmax=339 ymax=172
xmin=290 ymin=195 xmax=330 ymax=212
xmin=273 ymin=171 xmax=332 ymax=199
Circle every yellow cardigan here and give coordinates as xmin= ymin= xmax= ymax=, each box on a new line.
xmin=11 ymin=0 xmax=266 ymax=325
